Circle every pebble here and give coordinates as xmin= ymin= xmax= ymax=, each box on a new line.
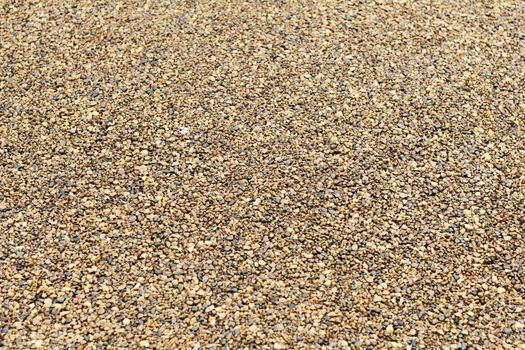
xmin=1 ymin=0 xmax=524 ymax=349
xmin=385 ymin=324 xmax=394 ymax=336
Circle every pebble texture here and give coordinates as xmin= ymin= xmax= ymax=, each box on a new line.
xmin=1 ymin=0 xmax=525 ymax=349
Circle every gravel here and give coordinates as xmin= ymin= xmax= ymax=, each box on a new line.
xmin=1 ymin=0 xmax=525 ymax=349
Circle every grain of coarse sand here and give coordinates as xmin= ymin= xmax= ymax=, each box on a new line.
xmin=1 ymin=0 xmax=525 ymax=349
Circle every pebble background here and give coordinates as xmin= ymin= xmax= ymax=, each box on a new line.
xmin=1 ymin=0 xmax=525 ymax=349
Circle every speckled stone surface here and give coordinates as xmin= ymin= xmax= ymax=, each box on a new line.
xmin=1 ymin=1 xmax=524 ymax=349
